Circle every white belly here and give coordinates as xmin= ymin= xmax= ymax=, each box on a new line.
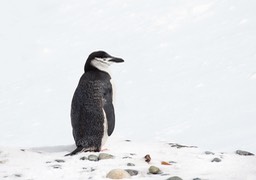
xmin=101 ymin=108 xmax=108 ymax=147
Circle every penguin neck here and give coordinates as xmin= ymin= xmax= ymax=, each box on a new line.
xmin=91 ymin=61 xmax=111 ymax=75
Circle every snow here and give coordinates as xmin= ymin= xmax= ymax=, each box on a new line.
xmin=1 ymin=139 xmax=256 ymax=180
xmin=0 ymin=0 xmax=256 ymax=179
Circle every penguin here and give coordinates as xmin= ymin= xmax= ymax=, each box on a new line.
xmin=66 ymin=51 xmax=124 ymax=156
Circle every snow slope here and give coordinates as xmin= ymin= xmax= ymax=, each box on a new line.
xmin=0 ymin=0 xmax=256 ymax=159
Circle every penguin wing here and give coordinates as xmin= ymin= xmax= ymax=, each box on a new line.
xmin=103 ymin=82 xmax=115 ymax=136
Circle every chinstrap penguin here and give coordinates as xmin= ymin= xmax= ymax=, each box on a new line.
xmin=66 ymin=51 xmax=124 ymax=156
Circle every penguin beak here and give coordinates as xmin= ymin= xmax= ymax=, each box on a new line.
xmin=108 ymin=57 xmax=124 ymax=63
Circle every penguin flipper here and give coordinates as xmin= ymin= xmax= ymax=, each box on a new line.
xmin=103 ymin=103 xmax=115 ymax=136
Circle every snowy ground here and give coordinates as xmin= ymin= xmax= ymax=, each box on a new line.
xmin=1 ymin=138 xmax=256 ymax=180
xmin=1 ymin=0 xmax=256 ymax=179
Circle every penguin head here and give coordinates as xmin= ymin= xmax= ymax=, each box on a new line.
xmin=84 ymin=51 xmax=124 ymax=72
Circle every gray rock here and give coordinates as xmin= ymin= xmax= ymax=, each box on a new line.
xmin=193 ymin=178 xmax=202 ymax=180
xmin=168 ymin=143 xmax=197 ymax=149
xmin=149 ymin=166 xmax=161 ymax=174
xmin=51 ymin=164 xmax=62 ymax=169
xmin=205 ymin=151 xmax=215 ymax=155
xmin=14 ymin=174 xmax=22 ymax=178
xmin=166 ymin=176 xmax=183 ymax=180
xmin=106 ymin=169 xmax=131 ymax=179
xmin=88 ymin=154 xmax=99 ymax=161
xmin=125 ymin=169 xmax=139 ymax=176
xmin=127 ymin=163 xmax=135 ymax=166
xmin=169 ymin=161 xmax=177 ymax=164
xmin=80 ymin=156 xmax=88 ymax=160
xmin=211 ymin=157 xmax=221 ymax=162
xmin=236 ymin=150 xmax=254 ymax=156
xmin=98 ymin=153 xmax=114 ymax=160
xmin=55 ymin=159 xmax=65 ymax=163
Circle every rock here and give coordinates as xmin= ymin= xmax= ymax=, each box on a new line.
xmin=161 ymin=161 xmax=171 ymax=165
xmin=122 ymin=156 xmax=132 ymax=159
xmin=169 ymin=161 xmax=177 ymax=164
xmin=51 ymin=164 xmax=62 ymax=169
xmin=166 ymin=176 xmax=183 ymax=180
xmin=80 ymin=156 xmax=88 ymax=160
xmin=14 ymin=174 xmax=22 ymax=177
xmin=125 ymin=169 xmax=139 ymax=176
xmin=205 ymin=151 xmax=215 ymax=155
xmin=106 ymin=169 xmax=131 ymax=179
xmin=148 ymin=166 xmax=161 ymax=174
xmin=211 ymin=158 xmax=221 ymax=162
xmin=236 ymin=150 xmax=254 ymax=156
xmin=144 ymin=154 xmax=151 ymax=163
xmin=193 ymin=178 xmax=202 ymax=180
xmin=99 ymin=153 xmax=114 ymax=160
xmin=88 ymin=154 xmax=99 ymax=161
xmin=55 ymin=159 xmax=65 ymax=163
xmin=127 ymin=163 xmax=135 ymax=166
xmin=168 ymin=143 xmax=197 ymax=149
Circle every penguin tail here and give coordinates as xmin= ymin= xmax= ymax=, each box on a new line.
xmin=65 ymin=146 xmax=84 ymax=156
xmin=65 ymin=146 xmax=100 ymax=156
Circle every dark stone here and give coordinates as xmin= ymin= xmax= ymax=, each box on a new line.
xmin=127 ymin=163 xmax=135 ymax=166
xmin=51 ymin=164 xmax=62 ymax=169
xmin=169 ymin=161 xmax=177 ymax=164
xmin=125 ymin=169 xmax=139 ymax=176
xmin=80 ymin=156 xmax=88 ymax=160
xmin=236 ymin=150 xmax=254 ymax=156
xmin=211 ymin=158 xmax=221 ymax=162
xmin=14 ymin=174 xmax=22 ymax=178
xmin=205 ymin=151 xmax=215 ymax=155
xmin=193 ymin=178 xmax=202 ymax=180
xmin=166 ymin=176 xmax=183 ymax=180
xmin=55 ymin=159 xmax=65 ymax=163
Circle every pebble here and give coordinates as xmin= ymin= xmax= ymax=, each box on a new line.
xmin=168 ymin=143 xmax=197 ymax=149
xmin=211 ymin=157 xmax=221 ymax=162
xmin=193 ymin=178 xmax=202 ymax=180
xmin=80 ymin=156 xmax=88 ymax=160
xmin=125 ymin=169 xmax=139 ymax=176
xmin=127 ymin=163 xmax=135 ymax=166
xmin=51 ymin=164 xmax=62 ymax=169
xmin=148 ymin=166 xmax=161 ymax=174
xmin=99 ymin=153 xmax=114 ymax=160
xmin=55 ymin=159 xmax=65 ymax=163
xmin=205 ymin=151 xmax=215 ymax=155
xmin=236 ymin=150 xmax=254 ymax=156
xmin=88 ymin=154 xmax=99 ymax=161
xmin=166 ymin=176 xmax=183 ymax=180
xmin=14 ymin=174 xmax=22 ymax=177
xmin=106 ymin=169 xmax=131 ymax=179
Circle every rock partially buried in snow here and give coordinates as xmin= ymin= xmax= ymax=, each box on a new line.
xmin=125 ymin=169 xmax=138 ymax=176
xmin=99 ymin=153 xmax=114 ymax=160
xmin=166 ymin=176 xmax=183 ymax=180
xmin=127 ymin=163 xmax=135 ymax=166
xmin=211 ymin=157 xmax=221 ymax=162
xmin=88 ymin=154 xmax=99 ymax=161
xmin=205 ymin=151 xmax=215 ymax=155
xmin=236 ymin=150 xmax=254 ymax=156
xmin=106 ymin=169 xmax=131 ymax=179
xmin=149 ymin=166 xmax=161 ymax=174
